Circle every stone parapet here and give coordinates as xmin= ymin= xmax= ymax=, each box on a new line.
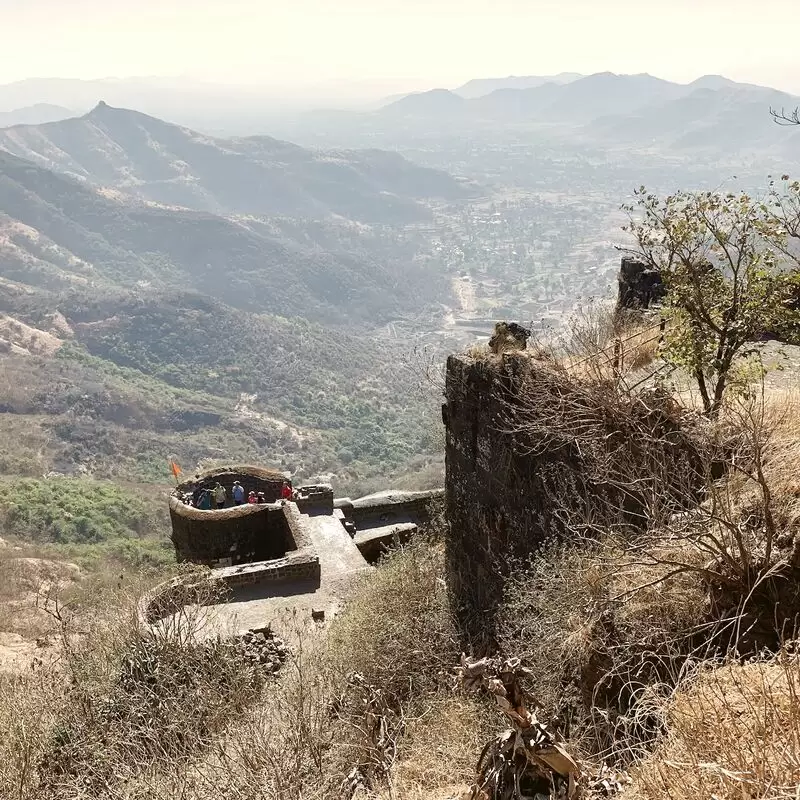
xmin=295 ymin=483 xmax=334 ymax=513
xmin=216 ymin=551 xmax=321 ymax=588
xmin=349 ymin=489 xmax=443 ymax=524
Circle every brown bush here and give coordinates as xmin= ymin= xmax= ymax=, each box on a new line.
xmin=627 ymin=650 xmax=800 ymax=799
xmin=0 ymin=573 xmax=264 ymax=800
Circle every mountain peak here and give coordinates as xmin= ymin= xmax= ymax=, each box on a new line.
xmin=381 ymin=88 xmax=466 ymax=115
xmin=687 ymin=74 xmax=774 ymax=93
xmin=85 ymin=100 xmax=117 ymax=119
xmin=83 ymin=101 xmax=168 ymax=127
xmin=88 ymin=100 xmax=114 ymax=115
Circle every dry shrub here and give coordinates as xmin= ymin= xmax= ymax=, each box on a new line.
xmin=133 ymin=539 xmax=470 ymax=800
xmin=132 ymin=624 xmax=334 ymax=800
xmin=551 ymin=301 xmax=662 ymax=383
xmin=736 ymin=387 xmax=800 ymax=545
xmin=320 ymin=538 xmax=465 ymax=796
xmin=628 ymin=650 xmax=800 ymax=799
xmin=498 ymin=358 xmax=707 ymax=533
xmin=0 ymin=572 xmax=265 ymax=800
xmin=0 ymin=536 xmax=473 ymax=800
xmin=495 ymin=378 xmax=800 ymax=770
xmin=498 ymin=537 xmax=709 ymax=761
xmin=326 ymin=538 xmax=459 ymax=702
xmin=372 ymin=695 xmax=490 ymax=800
xmin=0 ymin=669 xmax=57 ymax=798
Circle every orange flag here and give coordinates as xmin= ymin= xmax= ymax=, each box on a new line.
xmin=169 ymin=460 xmax=182 ymax=480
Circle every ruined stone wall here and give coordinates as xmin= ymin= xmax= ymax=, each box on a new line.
xmin=444 ymin=354 xmax=555 ymax=649
xmin=343 ymin=489 xmax=443 ymax=525
xmin=140 ymin=548 xmax=321 ymax=624
xmin=217 ymin=551 xmax=320 ymax=589
xmin=170 ymin=501 xmax=297 ymax=565
xmin=616 ymin=256 xmax=665 ymax=312
xmin=443 ymin=352 xmax=701 ymax=651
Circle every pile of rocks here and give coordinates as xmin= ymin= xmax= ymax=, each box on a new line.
xmin=233 ymin=626 xmax=289 ymax=674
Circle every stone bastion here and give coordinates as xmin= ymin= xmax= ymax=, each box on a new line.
xmin=169 ymin=465 xmax=320 ymax=586
xmin=156 ymin=464 xmax=443 ymax=627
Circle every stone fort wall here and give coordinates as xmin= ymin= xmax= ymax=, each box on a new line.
xmin=443 ymin=351 xmax=702 ymax=652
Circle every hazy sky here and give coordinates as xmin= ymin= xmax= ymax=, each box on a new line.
xmin=2 ymin=0 xmax=799 ymax=93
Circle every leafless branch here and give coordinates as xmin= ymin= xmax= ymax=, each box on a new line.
xmin=770 ymin=106 xmax=800 ymax=126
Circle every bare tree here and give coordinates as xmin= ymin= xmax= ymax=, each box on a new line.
xmin=770 ymin=106 xmax=800 ymax=126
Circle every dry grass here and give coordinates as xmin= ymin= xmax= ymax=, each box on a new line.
xmin=371 ymin=695 xmax=490 ymax=800
xmin=562 ymin=322 xmax=662 ymax=384
xmin=6 ymin=372 xmax=800 ymax=797
xmin=550 ymin=301 xmax=662 ymax=383
xmin=326 ymin=538 xmax=458 ymax=699
xmin=0 ymin=573 xmax=265 ymax=800
xmin=498 ymin=536 xmax=710 ymax=761
xmin=493 ymin=372 xmax=800 ymax=778
xmin=0 ymin=536 xmax=480 ymax=800
xmin=627 ymin=650 xmax=800 ymax=799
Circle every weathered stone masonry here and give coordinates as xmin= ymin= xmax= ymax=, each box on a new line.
xmin=444 ymin=353 xmax=559 ymax=648
xmin=443 ymin=351 xmax=702 ymax=651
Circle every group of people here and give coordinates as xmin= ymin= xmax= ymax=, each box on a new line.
xmin=182 ymin=479 xmax=294 ymax=510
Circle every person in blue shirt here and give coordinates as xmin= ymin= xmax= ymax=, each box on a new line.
xmin=232 ymin=481 xmax=245 ymax=505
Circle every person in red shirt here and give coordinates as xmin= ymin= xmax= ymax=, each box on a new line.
xmin=280 ymin=481 xmax=293 ymax=501
xmin=247 ymin=491 xmax=258 ymax=504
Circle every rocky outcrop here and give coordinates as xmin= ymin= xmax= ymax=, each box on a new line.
xmin=616 ymin=257 xmax=665 ymax=312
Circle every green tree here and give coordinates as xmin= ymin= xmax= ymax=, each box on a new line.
xmin=623 ymin=182 xmax=800 ymax=416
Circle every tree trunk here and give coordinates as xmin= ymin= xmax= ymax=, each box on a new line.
xmin=709 ymin=373 xmax=727 ymax=418
xmin=695 ymin=368 xmax=712 ymax=415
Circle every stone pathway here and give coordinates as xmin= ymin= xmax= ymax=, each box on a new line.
xmin=192 ymin=507 xmax=372 ymax=639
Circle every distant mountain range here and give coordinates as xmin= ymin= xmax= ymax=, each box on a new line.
xmin=0 ymin=103 xmax=75 ymax=128
xmin=384 ymin=72 xmax=796 ymax=121
xmin=0 ymin=76 xmax=435 ymax=133
xmin=380 ymin=72 xmax=800 ymax=157
xmin=453 ymin=72 xmax=583 ymax=99
xmin=0 ymin=102 xmax=470 ymax=223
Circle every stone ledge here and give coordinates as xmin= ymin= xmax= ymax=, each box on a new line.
xmin=140 ymin=548 xmax=321 ymax=624
xmin=218 ymin=551 xmax=321 ymax=588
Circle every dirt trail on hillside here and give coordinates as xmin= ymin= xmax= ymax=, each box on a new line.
xmin=452 ymin=275 xmax=476 ymax=314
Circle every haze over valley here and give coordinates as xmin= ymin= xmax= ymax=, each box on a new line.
xmin=6 ymin=3 xmax=800 ymax=797
xmin=1 ymin=66 xmax=800 ymax=501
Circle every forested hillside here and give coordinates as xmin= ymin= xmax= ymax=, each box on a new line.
xmin=0 ymin=134 xmax=453 ymax=525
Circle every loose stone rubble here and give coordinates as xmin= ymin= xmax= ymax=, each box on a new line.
xmin=232 ymin=626 xmax=289 ymax=674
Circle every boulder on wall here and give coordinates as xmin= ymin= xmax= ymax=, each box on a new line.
xmin=488 ymin=321 xmax=531 ymax=354
xmin=616 ymin=257 xmax=665 ymax=311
